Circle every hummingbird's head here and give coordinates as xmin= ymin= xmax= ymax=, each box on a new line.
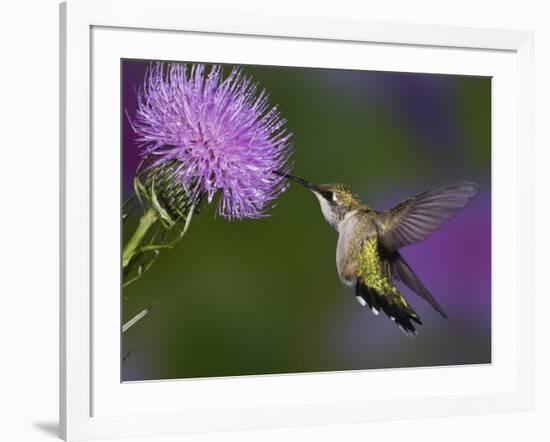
xmin=276 ymin=172 xmax=363 ymax=230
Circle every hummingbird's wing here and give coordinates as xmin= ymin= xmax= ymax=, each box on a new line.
xmin=355 ymin=237 xmax=422 ymax=335
xmin=376 ymin=182 xmax=478 ymax=252
xmin=386 ymin=252 xmax=448 ymax=320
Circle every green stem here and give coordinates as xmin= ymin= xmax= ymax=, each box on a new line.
xmin=122 ymin=208 xmax=158 ymax=268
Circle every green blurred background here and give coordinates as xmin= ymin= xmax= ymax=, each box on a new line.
xmin=122 ymin=60 xmax=491 ymax=381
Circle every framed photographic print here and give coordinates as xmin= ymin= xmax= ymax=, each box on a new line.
xmin=60 ymin=0 xmax=534 ymax=440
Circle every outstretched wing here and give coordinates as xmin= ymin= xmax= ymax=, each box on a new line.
xmin=386 ymin=252 xmax=448 ymax=320
xmin=376 ymin=182 xmax=478 ymax=252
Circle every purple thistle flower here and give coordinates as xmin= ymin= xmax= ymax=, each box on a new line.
xmin=132 ymin=62 xmax=293 ymax=220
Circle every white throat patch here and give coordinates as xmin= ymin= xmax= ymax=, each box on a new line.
xmin=314 ymin=193 xmax=338 ymax=228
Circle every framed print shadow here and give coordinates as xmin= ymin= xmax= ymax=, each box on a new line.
xmin=60 ymin=0 xmax=534 ymax=440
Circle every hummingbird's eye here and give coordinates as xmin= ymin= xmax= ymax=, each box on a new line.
xmin=321 ymin=191 xmax=334 ymax=201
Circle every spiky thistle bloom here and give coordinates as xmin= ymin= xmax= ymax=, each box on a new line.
xmin=132 ymin=63 xmax=293 ymax=220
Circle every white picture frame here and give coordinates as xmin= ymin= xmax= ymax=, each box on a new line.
xmin=60 ymin=0 xmax=534 ymax=440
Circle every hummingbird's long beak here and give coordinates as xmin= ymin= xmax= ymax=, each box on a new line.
xmin=274 ymin=171 xmax=319 ymax=192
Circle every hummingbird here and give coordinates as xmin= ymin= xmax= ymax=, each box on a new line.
xmin=277 ymin=172 xmax=478 ymax=335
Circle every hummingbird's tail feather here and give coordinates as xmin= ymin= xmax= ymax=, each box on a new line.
xmin=355 ymin=278 xmax=422 ymax=336
xmin=387 ymin=252 xmax=449 ymax=321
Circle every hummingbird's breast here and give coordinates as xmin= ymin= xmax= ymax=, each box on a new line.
xmin=336 ymin=210 xmax=377 ymax=286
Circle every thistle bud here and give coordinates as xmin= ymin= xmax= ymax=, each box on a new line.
xmin=135 ymin=159 xmax=198 ymax=228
